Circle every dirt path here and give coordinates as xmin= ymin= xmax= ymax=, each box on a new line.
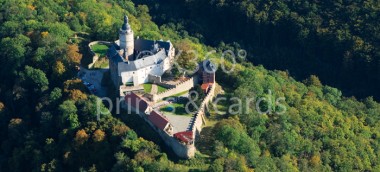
xmin=151 ymin=84 xmax=158 ymax=94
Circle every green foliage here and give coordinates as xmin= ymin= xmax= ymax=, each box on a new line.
xmin=91 ymin=44 xmax=108 ymax=57
xmin=219 ymin=63 xmax=380 ymax=171
xmin=0 ymin=34 xmax=31 ymax=77
xmin=174 ymin=39 xmax=205 ymax=73
xmin=0 ymin=0 xmax=195 ymax=171
xmin=144 ymin=0 xmax=380 ymax=100
xmin=20 ymin=66 xmax=49 ymax=93
xmin=1 ymin=0 xmax=380 ymax=171
xmin=49 ymin=87 xmax=62 ymax=102
xmin=78 ymin=95 xmax=110 ymax=122
xmin=0 ymin=21 xmax=22 ymax=37
xmin=213 ymin=119 xmax=261 ymax=166
xmin=43 ymin=22 xmax=73 ymax=39
xmin=143 ymin=83 xmax=152 ymax=93
xmin=59 ymin=100 xmax=79 ymax=129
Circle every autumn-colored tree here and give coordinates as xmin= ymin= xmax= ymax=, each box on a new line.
xmin=8 ymin=118 xmax=23 ymax=129
xmin=93 ymin=129 xmax=106 ymax=142
xmin=7 ymin=118 xmax=26 ymax=143
xmin=0 ymin=102 xmax=4 ymax=112
xmin=1 ymin=0 xmax=380 ymax=171
xmin=112 ymin=125 xmax=130 ymax=137
xmin=310 ymin=154 xmax=322 ymax=167
xmin=63 ymin=79 xmax=86 ymax=93
xmin=66 ymin=44 xmax=82 ymax=65
xmin=52 ymin=61 xmax=66 ymax=76
xmin=69 ymin=89 xmax=87 ymax=101
xmin=75 ymin=129 xmax=89 ymax=146
xmin=304 ymin=75 xmax=322 ymax=87
xmin=41 ymin=31 xmax=49 ymax=38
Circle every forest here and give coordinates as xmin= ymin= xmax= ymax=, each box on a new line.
xmin=136 ymin=0 xmax=380 ymax=100
xmin=0 ymin=0 xmax=379 ymax=171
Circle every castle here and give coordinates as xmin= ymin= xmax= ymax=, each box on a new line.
xmin=106 ymin=16 xmax=217 ymax=158
xmin=107 ymin=15 xmax=175 ymax=88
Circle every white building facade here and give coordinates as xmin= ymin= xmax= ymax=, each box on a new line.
xmin=107 ymin=15 xmax=175 ymax=88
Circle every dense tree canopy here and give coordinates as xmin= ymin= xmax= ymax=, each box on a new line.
xmin=137 ymin=0 xmax=380 ymax=100
xmin=0 ymin=0 xmax=193 ymax=171
xmin=0 ymin=0 xmax=379 ymax=171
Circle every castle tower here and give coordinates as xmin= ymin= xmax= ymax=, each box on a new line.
xmin=119 ymin=15 xmax=134 ymax=59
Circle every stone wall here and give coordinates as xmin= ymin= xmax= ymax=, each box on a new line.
xmin=87 ymin=41 xmax=111 ymax=68
xmin=151 ymin=77 xmax=198 ymax=102
xmin=147 ymin=74 xmax=162 ymax=83
xmin=156 ymin=82 xmax=176 ymax=89
xmin=189 ymin=83 xmax=215 ymax=138
xmin=119 ymin=85 xmax=144 ymax=97
xmin=121 ymin=80 xmax=217 ymax=159
xmin=147 ymin=74 xmax=177 ymax=89
xmin=122 ymin=99 xmax=196 ymax=158
xmin=155 ymin=124 xmax=195 ymax=158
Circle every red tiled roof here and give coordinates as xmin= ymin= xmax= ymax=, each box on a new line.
xmin=148 ymin=111 xmax=169 ymax=130
xmin=124 ymin=92 xmax=149 ymax=112
xmin=201 ymin=83 xmax=211 ymax=90
xmin=174 ymin=131 xmax=193 ymax=144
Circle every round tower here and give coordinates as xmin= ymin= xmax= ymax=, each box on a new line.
xmin=119 ymin=15 xmax=134 ymax=59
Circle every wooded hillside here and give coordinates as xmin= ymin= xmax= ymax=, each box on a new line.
xmin=0 ymin=0 xmax=379 ymax=171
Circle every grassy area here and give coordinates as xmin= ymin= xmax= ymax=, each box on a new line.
xmin=143 ymin=83 xmax=152 ymax=93
xmin=160 ymin=102 xmax=192 ymax=116
xmin=143 ymin=83 xmax=168 ymax=94
xmin=90 ymin=43 xmax=109 ymax=69
xmin=91 ymin=44 xmax=108 ymax=57
xmin=157 ymin=85 xmax=168 ymax=93
xmin=93 ymin=57 xmax=109 ymax=69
